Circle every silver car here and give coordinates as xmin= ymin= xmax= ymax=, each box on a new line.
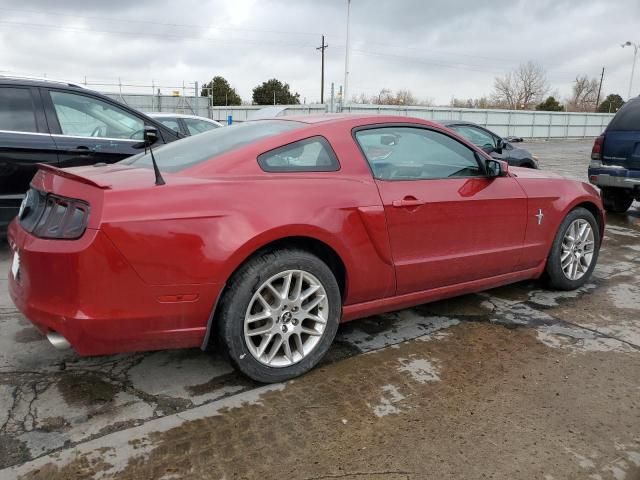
xmin=146 ymin=113 xmax=223 ymax=136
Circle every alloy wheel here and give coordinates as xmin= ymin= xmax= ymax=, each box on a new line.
xmin=243 ymin=270 xmax=329 ymax=367
xmin=560 ymin=219 xmax=595 ymax=281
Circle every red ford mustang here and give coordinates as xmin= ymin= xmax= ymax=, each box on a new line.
xmin=8 ymin=115 xmax=604 ymax=382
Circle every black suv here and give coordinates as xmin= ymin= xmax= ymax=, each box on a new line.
xmin=0 ymin=77 xmax=181 ymax=233
xmin=588 ymin=97 xmax=640 ymax=213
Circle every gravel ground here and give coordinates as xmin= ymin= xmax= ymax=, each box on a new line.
xmin=1 ymin=139 xmax=639 ymax=480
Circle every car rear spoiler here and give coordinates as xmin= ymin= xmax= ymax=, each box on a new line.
xmin=36 ymin=163 xmax=112 ymax=189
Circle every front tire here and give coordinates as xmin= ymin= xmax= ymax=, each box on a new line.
xmin=545 ymin=207 xmax=600 ymax=290
xmin=601 ymin=187 xmax=633 ymax=213
xmin=217 ymin=249 xmax=341 ymax=383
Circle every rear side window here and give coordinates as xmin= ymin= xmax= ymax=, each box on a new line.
xmin=607 ymin=98 xmax=640 ymax=131
xmin=124 ymin=120 xmax=303 ymax=172
xmin=0 ymin=87 xmax=37 ymax=133
xmin=258 ymin=136 xmax=339 ymax=172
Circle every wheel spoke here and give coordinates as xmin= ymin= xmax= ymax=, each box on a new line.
xmin=291 ymin=271 xmax=303 ymax=300
xmin=300 ymin=326 xmax=322 ymax=337
xmin=246 ymin=310 xmax=271 ymax=324
xmin=256 ymin=334 xmax=273 ymax=358
xmin=265 ymin=335 xmax=284 ymax=363
xmin=246 ymin=324 xmax=273 ymax=337
xmin=283 ymin=339 xmax=294 ymax=362
xmin=293 ymin=333 xmax=304 ymax=356
xmin=301 ymin=284 xmax=320 ymax=301
xmin=281 ymin=272 xmax=293 ymax=299
xmin=304 ymin=312 xmax=327 ymax=325
xmin=302 ymin=295 xmax=325 ymax=312
xmin=256 ymin=292 xmax=272 ymax=311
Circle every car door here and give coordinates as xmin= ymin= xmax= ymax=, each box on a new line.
xmin=0 ymin=85 xmax=58 ymax=225
xmin=42 ymin=88 xmax=152 ymax=168
xmin=354 ymin=125 xmax=528 ymax=295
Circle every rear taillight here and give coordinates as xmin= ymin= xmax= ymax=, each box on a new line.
xmin=20 ymin=189 xmax=89 ymax=239
xmin=591 ymin=135 xmax=604 ymax=160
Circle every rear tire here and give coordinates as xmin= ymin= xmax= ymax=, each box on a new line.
xmin=217 ymin=249 xmax=341 ymax=383
xmin=601 ymin=187 xmax=633 ymax=213
xmin=545 ymin=207 xmax=600 ymax=290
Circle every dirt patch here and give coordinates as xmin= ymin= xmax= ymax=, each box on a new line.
xmin=57 ymin=374 xmax=118 ymax=407
xmin=0 ymin=435 xmax=30 ymax=470
xmin=18 ymin=454 xmax=112 ymax=480
xmin=27 ymin=322 xmax=639 ymax=480
xmin=37 ymin=416 xmax=68 ymax=433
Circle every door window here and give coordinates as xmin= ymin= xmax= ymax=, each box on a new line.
xmin=49 ymin=91 xmax=144 ymax=140
xmin=183 ymin=118 xmax=219 ymax=135
xmin=355 ymin=127 xmax=483 ymax=180
xmin=157 ymin=118 xmax=181 ymax=133
xmin=0 ymin=87 xmax=37 ymax=133
xmin=449 ymin=125 xmax=497 ymax=150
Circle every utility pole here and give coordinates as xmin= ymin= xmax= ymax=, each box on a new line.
xmin=595 ymin=67 xmax=605 ymax=112
xmin=622 ymin=41 xmax=639 ymax=100
xmin=343 ymin=0 xmax=351 ymax=107
xmin=273 ymin=91 xmax=276 ymax=105
xmin=316 ymin=35 xmax=328 ymax=104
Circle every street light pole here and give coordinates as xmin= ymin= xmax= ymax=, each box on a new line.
xmin=343 ymin=0 xmax=351 ymax=108
xmin=622 ymin=41 xmax=639 ymax=100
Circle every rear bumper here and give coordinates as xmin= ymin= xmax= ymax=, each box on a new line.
xmin=588 ymin=166 xmax=640 ymax=190
xmin=8 ymin=220 xmax=221 ymax=356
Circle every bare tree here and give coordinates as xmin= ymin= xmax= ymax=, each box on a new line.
xmin=492 ymin=61 xmax=550 ymax=109
xmin=351 ymin=88 xmax=425 ymax=106
xmin=567 ymin=76 xmax=600 ymax=112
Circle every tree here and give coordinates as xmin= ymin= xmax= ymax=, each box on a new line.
xmin=352 ymin=88 xmax=425 ymax=106
xmin=567 ymin=76 xmax=599 ymax=112
xmin=597 ymin=94 xmax=625 ymax=113
xmin=536 ymin=96 xmax=564 ymax=111
xmin=252 ymin=78 xmax=300 ymax=105
xmin=492 ymin=61 xmax=550 ymax=110
xmin=200 ymin=76 xmax=241 ymax=106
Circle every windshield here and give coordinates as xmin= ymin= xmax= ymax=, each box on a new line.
xmin=122 ymin=120 xmax=304 ymax=172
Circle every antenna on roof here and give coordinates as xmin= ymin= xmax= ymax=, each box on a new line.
xmin=143 ymin=126 xmax=165 ymax=186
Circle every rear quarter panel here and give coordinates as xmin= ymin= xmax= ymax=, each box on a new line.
xmin=100 ymin=174 xmax=395 ymax=306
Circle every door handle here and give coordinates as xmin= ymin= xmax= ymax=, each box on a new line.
xmin=68 ymin=146 xmax=94 ymax=155
xmin=392 ymin=196 xmax=425 ymax=208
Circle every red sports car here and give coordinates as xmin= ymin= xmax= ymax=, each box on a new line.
xmin=8 ymin=115 xmax=604 ymax=382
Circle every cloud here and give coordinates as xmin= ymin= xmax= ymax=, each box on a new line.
xmin=0 ymin=0 xmax=638 ymax=105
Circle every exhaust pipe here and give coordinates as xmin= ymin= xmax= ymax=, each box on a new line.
xmin=46 ymin=332 xmax=71 ymax=350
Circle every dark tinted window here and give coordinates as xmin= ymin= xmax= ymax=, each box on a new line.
xmin=449 ymin=125 xmax=496 ymax=149
xmin=124 ymin=120 xmax=303 ymax=172
xmin=258 ymin=136 xmax=339 ymax=172
xmin=607 ymin=98 xmax=640 ymax=131
xmin=355 ymin=127 xmax=483 ymax=180
xmin=0 ymin=87 xmax=37 ymax=133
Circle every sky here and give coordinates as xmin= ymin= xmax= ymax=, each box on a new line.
xmin=0 ymin=0 xmax=639 ymax=105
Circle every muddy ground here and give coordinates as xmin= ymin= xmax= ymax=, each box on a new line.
xmin=1 ymin=139 xmax=639 ymax=480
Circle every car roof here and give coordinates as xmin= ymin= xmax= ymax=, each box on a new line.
xmin=436 ymin=119 xmax=478 ymax=127
xmin=275 ymin=113 xmax=441 ymax=127
xmin=146 ymin=112 xmax=218 ymax=121
xmin=0 ymin=75 xmax=86 ymax=90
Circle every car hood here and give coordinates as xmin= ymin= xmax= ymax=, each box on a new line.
xmin=509 ymin=166 xmax=563 ymax=180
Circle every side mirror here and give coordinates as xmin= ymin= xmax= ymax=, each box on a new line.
xmin=495 ymin=138 xmax=505 ymax=153
xmin=143 ymin=125 xmax=159 ymax=146
xmin=486 ymin=159 xmax=509 ymax=178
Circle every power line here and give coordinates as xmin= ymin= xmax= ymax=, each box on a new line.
xmin=0 ymin=20 xmax=318 ymax=49
xmin=0 ymin=7 xmax=327 ymax=37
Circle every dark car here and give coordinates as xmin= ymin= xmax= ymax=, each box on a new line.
xmin=588 ymin=97 xmax=640 ymax=213
xmin=437 ymin=120 xmax=538 ymax=168
xmin=0 ymin=76 xmax=181 ymax=233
